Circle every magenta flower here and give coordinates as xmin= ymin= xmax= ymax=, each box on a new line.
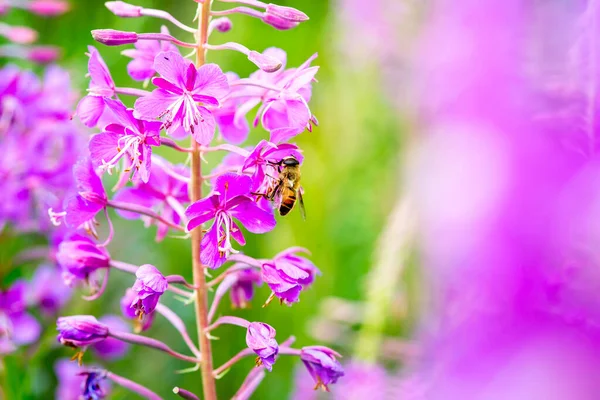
xmin=214 ymin=72 xmax=250 ymax=144
xmin=236 ymin=48 xmax=318 ymax=141
xmin=134 ymin=51 xmax=229 ymax=145
xmin=55 ymin=359 xmax=111 ymax=400
xmin=113 ymin=155 xmax=189 ymax=241
xmin=230 ymin=268 xmax=262 ymax=309
xmin=76 ymin=46 xmax=115 ymax=128
xmin=130 ymin=264 xmax=168 ymax=316
xmin=81 ymin=372 xmax=109 ymax=400
xmin=246 ymin=322 xmax=278 ymax=372
xmin=63 ymin=158 xmax=107 ymax=230
xmin=56 ymin=234 xmax=110 ymax=286
xmin=89 ymin=98 xmax=161 ymax=183
xmin=185 ymin=173 xmax=276 ymax=269
xmin=56 ymin=315 xmax=109 ymax=348
xmin=300 ymin=346 xmax=344 ymax=391
xmin=0 ymin=281 xmax=41 ymax=352
xmin=92 ymin=315 xmax=130 ymax=360
xmin=122 ymin=25 xmax=179 ymax=81
xmin=262 ymin=247 xmax=318 ymax=305
xmin=242 ymin=139 xmax=303 ymax=191
xmin=120 ymin=288 xmax=154 ymax=332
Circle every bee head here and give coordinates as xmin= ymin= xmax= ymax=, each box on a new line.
xmin=281 ymin=156 xmax=300 ymax=167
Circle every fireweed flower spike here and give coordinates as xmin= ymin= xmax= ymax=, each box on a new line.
xmin=59 ymin=0 xmax=337 ymax=398
xmin=134 ymin=51 xmax=229 ymax=144
xmin=185 ymin=173 xmax=276 ymax=269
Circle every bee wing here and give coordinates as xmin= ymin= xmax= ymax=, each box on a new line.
xmin=298 ymin=186 xmax=306 ymax=221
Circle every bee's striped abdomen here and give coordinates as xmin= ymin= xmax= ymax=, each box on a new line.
xmin=279 ymin=192 xmax=296 ymax=216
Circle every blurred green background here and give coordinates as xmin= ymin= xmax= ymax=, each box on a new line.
xmin=1 ymin=0 xmax=404 ymax=398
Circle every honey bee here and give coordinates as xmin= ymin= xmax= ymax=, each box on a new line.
xmin=261 ymin=156 xmax=306 ymax=219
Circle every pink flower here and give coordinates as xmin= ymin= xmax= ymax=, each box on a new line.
xmin=63 ymin=158 xmax=107 ymax=230
xmin=185 ymin=173 xmax=276 ymax=269
xmin=89 ymin=98 xmax=161 ymax=183
xmin=76 ymin=46 xmax=115 ymax=128
xmin=122 ymin=26 xmax=179 ymax=82
xmin=130 ymin=264 xmax=168 ymax=316
xmin=134 ymin=51 xmax=229 ymax=145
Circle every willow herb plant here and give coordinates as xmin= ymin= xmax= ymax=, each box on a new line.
xmin=51 ymin=1 xmax=343 ymax=398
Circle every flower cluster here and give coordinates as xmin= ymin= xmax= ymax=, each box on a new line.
xmin=48 ymin=1 xmax=342 ymax=398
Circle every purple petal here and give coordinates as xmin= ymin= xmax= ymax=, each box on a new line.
xmin=126 ymin=55 xmax=155 ymax=82
xmin=153 ymin=51 xmax=190 ymax=88
xmin=230 ymin=198 xmax=277 ymax=234
xmin=152 ymin=77 xmax=184 ymax=95
xmin=134 ymin=88 xmax=181 ymax=119
xmin=87 ymin=46 xmax=114 ymax=96
xmin=200 ymin=222 xmax=227 ymax=269
xmin=89 ymin=131 xmax=120 ymax=169
xmin=194 ymin=63 xmax=229 ymax=100
xmin=185 ymin=195 xmax=217 ymax=231
xmin=11 ymin=313 xmax=41 ymax=345
xmin=215 ymin=173 xmax=253 ymax=203
xmin=269 ymin=126 xmax=303 ymax=144
xmin=189 ymin=105 xmax=216 ymax=146
xmin=216 ymin=108 xmax=250 ymax=144
xmin=76 ymin=95 xmax=106 ymax=128
xmin=73 ymin=158 xmax=105 ymax=198
xmin=113 ymin=187 xmax=158 ymax=219
xmin=64 ymin=194 xmax=103 ymax=228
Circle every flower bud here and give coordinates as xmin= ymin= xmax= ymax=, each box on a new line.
xmin=56 ymin=235 xmax=110 ymax=285
xmin=212 ymin=17 xmax=233 ymax=33
xmin=27 ymin=0 xmax=70 ymax=16
xmin=130 ymin=265 xmax=168 ymax=316
xmin=300 ymin=346 xmax=344 ymax=391
xmin=56 ymin=315 xmax=109 ymax=347
xmin=105 ymin=1 xmax=143 ymax=17
xmin=246 ymin=322 xmax=278 ymax=371
xmin=27 ymin=46 xmax=60 ymax=64
xmin=91 ymin=29 xmax=138 ymax=46
xmin=3 ymin=26 xmax=38 ymax=44
xmin=265 ymin=4 xmax=309 ymax=22
xmin=248 ymin=51 xmax=283 ymax=73
xmin=263 ymin=14 xmax=300 ymax=31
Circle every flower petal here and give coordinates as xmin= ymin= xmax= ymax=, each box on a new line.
xmin=190 ymin=106 xmax=216 ymax=146
xmin=153 ymin=51 xmax=190 ymax=88
xmin=134 ymin=89 xmax=181 ymax=119
xmin=76 ymin=95 xmax=105 ymax=128
xmin=230 ymin=198 xmax=277 ymax=234
xmin=89 ymin=131 xmax=120 ymax=169
xmin=185 ymin=195 xmax=217 ymax=231
xmin=194 ymin=63 xmax=229 ymax=100
xmin=200 ymin=222 xmax=227 ymax=269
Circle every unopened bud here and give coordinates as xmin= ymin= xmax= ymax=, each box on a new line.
xmin=265 ymin=4 xmax=309 ymax=22
xmin=211 ymin=17 xmax=233 ymax=33
xmin=27 ymin=46 xmax=60 ymax=63
xmin=3 ymin=26 xmax=38 ymax=44
xmin=105 ymin=1 xmax=143 ymax=18
xmin=92 ymin=29 xmax=138 ymax=46
xmin=263 ymin=14 xmax=300 ymax=30
xmin=248 ymin=50 xmax=282 ymax=73
xmin=27 ymin=0 xmax=70 ymax=16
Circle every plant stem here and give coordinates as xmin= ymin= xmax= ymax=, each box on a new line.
xmin=191 ymin=1 xmax=217 ymax=399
